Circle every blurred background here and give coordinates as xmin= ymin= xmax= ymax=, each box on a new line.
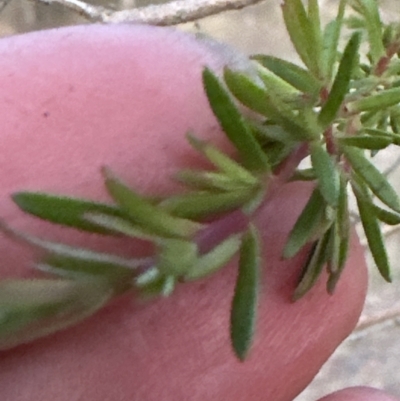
xmin=0 ymin=0 xmax=400 ymax=399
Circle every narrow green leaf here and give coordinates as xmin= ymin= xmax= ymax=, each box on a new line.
xmin=84 ymin=212 xmax=160 ymax=241
xmin=252 ymin=63 xmax=301 ymax=99
xmin=319 ymin=32 xmax=361 ymax=127
xmin=343 ymin=147 xmax=400 ymax=212
xmin=38 ymin=254 xmax=135 ymax=295
xmin=175 ymin=170 xmax=251 ymax=192
xmin=0 ymin=279 xmax=111 ymax=350
xmin=308 ymin=0 xmax=322 ymax=54
xmin=283 ymin=188 xmax=332 ymax=259
xmin=352 ymin=178 xmax=392 ymax=282
xmin=185 ymin=235 xmax=241 ymax=281
xmin=347 ymin=88 xmax=400 ymax=113
xmin=326 ymin=174 xmax=349 ymax=295
xmin=290 ymin=168 xmax=317 ymax=181
xmin=281 ymin=0 xmax=320 ymax=76
xmin=326 ymin=223 xmax=340 ymax=274
xmin=202 ymin=68 xmax=270 ymax=172
xmin=230 ymin=225 xmax=260 ymax=361
xmin=249 ymin=122 xmax=295 ymax=144
xmin=293 ymin=232 xmax=330 ymax=301
xmin=358 ymin=0 xmax=385 ymax=64
xmin=372 ymin=205 xmax=400 ymax=225
xmin=222 ymin=67 xmax=283 ymax=116
xmin=321 ymin=0 xmax=346 ymax=81
xmin=156 ymin=239 xmax=198 ymax=277
xmin=3 ymin=224 xmax=141 ymax=295
xmin=159 ymin=190 xmax=255 ymax=220
xmin=326 ymin=235 xmax=349 ymax=293
xmin=186 ymin=134 xmax=260 ymax=185
xmin=362 ymin=128 xmax=400 ymax=145
xmin=12 ymin=192 xmax=126 ymax=234
xmin=251 ymin=55 xmax=321 ymax=95
xmin=223 ymin=68 xmax=317 ymax=141
xmin=337 ymin=135 xmax=392 ymax=150
xmin=310 ymin=141 xmax=340 ymax=207
xmin=0 ymin=222 xmax=144 ymax=273
xmin=102 ymin=167 xmax=202 ymax=239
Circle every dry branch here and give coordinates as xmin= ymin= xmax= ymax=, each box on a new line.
xmin=35 ymin=0 xmax=267 ymax=25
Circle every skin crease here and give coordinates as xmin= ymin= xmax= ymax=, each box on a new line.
xmin=0 ymin=24 xmax=396 ymax=401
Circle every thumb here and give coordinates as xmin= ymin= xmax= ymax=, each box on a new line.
xmin=0 ymin=24 xmax=368 ymax=401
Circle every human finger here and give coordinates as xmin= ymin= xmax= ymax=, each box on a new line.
xmin=0 ymin=25 xmax=368 ymax=401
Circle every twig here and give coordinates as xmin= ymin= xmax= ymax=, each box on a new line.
xmin=355 ymin=306 xmax=400 ymax=333
xmin=33 ymin=0 xmax=267 ymax=25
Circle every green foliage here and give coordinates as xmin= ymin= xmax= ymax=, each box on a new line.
xmin=283 ymin=188 xmax=333 ymax=259
xmin=3 ymin=0 xmax=400 ymax=361
xmin=230 ymin=225 xmax=260 ymax=360
xmin=318 ymin=32 xmax=361 ymax=127
xmin=12 ymin=192 xmax=127 ymax=234
xmin=223 ymin=67 xmax=317 ymax=141
xmin=184 ymin=235 xmax=242 ymax=280
xmin=281 ymin=0 xmax=322 ymax=77
xmin=102 ymin=167 xmax=203 ymax=238
xmin=202 ymin=68 xmax=271 ymax=173
xmin=309 ymin=141 xmax=340 ymax=207
xmin=0 ymin=279 xmax=111 ymax=350
xmin=349 ymin=0 xmax=385 ymax=64
xmin=251 ymin=55 xmax=321 ymax=95
xmin=293 ymin=234 xmax=329 ymax=301
xmin=352 ymin=176 xmax=392 ymax=282
xmin=343 ymin=147 xmax=400 ymax=213
xmin=321 ymin=0 xmax=346 ymax=82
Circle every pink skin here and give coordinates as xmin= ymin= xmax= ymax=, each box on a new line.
xmin=0 ymin=24 xmax=396 ymax=401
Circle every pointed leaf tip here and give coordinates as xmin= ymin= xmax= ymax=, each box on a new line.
xmin=12 ymin=191 xmax=124 ymax=234
xmin=230 ymin=225 xmax=260 ymax=360
xmin=202 ymin=67 xmax=270 ymax=173
xmin=352 ymin=178 xmax=392 ymax=283
xmin=344 ymin=147 xmax=400 ymax=213
xmin=318 ymin=32 xmax=361 ymax=128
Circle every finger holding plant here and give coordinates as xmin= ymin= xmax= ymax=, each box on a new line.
xmin=0 ymin=0 xmax=399 ymax=363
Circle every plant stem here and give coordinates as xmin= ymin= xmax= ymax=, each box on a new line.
xmin=195 ymin=144 xmax=309 ymax=254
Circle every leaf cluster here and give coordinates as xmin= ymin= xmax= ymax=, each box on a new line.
xmin=2 ymin=0 xmax=400 ymax=361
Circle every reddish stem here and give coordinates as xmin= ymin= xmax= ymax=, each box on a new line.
xmin=374 ymin=41 xmax=400 ymax=76
xmin=324 ymin=126 xmax=337 ymax=155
